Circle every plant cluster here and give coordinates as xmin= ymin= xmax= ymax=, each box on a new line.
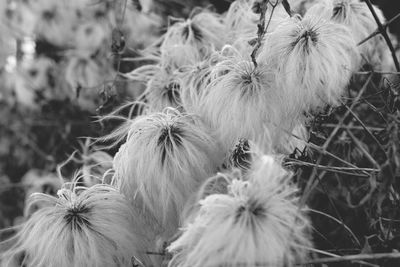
xmin=1 ymin=0 xmax=400 ymax=266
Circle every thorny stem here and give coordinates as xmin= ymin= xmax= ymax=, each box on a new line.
xmin=358 ymin=12 xmax=400 ymax=46
xmin=364 ymin=0 xmax=400 ymax=72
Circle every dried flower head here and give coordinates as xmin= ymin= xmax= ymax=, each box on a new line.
xmin=258 ymin=14 xmax=358 ymax=112
xmin=64 ymin=55 xmax=113 ymax=111
xmin=19 ymin=56 xmax=66 ymax=101
xmin=306 ymin=0 xmax=393 ymax=70
xmin=0 ymin=183 xmax=145 ymax=267
xmin=31 ymin=0 xmax=77 ymax=47
xmin=198 ymin=46 xmax=296 ymax=154
xmin=224 ymin=0 xmax=289 ymax=53
xmin=142 ymin=67 xmax=182 ymax=111
xmin=160 ymin=10 xmax=226 ymax=70
xmin=168 ymin=155 xmax=311 ymax=267
xmin=122 ymin=4 xmax=162 ymax=48
xmin=74 ymin=22 xmax=108 ymax=56
xmin=112 ymin=108 xmax=223 ymax=257
xmin=178 ymin=54 xmax=221 ymax=113
xmin=289 ymin=0 xmax=319 ymax=16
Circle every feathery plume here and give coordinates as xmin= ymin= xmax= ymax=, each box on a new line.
xmin=160 ymin=10 xmax=226 ymax=70
xmin=112 ymin=108 xmax=223 ymax=259
xmin=178 ymin=54 xmax=221 ymax=114
xmin=30 ymin=0 xmax=77 ymax=47
xmin=64 ymin=54 xmax=113 ymax=111
xmin=224 ymin=0 xmax=289 ymax=53
xmin=180 ymin=171 xmax=234 ymax=229
xmin=74 ymin=22 xmax=108 ymax=56
xmin=142 ymin=67 xmax=182 ymax=111
xmin=2 ymin=0 xmax=38 ymax=38
xmin=122 ymin=4 xmax=162 ymax=49
xmin=289 ymin=0 xmax=319 ymax=16
xmin=168 ymin=155 xmax=311 ymax=267
xmin=306 ymin=0 xmax=393 ymax=70
xmin=198 ymin=46 xmax=296 ymax=154
xmin=0 ymin=183 xmax=145 ymax=267
xmin=258 ymin=14 xmax=358 ymax=112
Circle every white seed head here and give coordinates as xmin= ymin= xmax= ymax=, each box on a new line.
xmin=160 ymin=10 xmax=226 ymax=71
xmin=142 ymin=67 xmax=182 ymax=111
xmin=168 ymin=155 xmax=312 ymax=267
xmin=198 ymin=46 xmax=298 ymax=154
xmin=259 ymin=15 xmax=358 ymax=112
xmin=0 ymin=184 xmax=145 ymax=267
xmin=306 ymin=0 xmax=393 ymax=70
xmin=112 ymin=108 xmax=223 ymax=261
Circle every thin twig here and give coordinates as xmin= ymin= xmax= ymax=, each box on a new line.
xmin=323 ymin=75 xmax=372 ymax=150
xmin=322 ymin=124 xmax=384 ymax=131
xmin=286 ymin=159 xmax=378 ymax=175
xmin=298 ymin=247 xmax=379 ymax=267
xmin=346 ymin=129 xmax=380 ymax=168
xmin=306 ymin=208 xmax=361 ymax=248
xmin=299 ymin=252 xmax=400 ymax=265
xmin=356 ymin=70 xmax=400 ymax=75
xmin=358 ymin=12 xmax=400 ymax=46
xmin=299 ymin=76 xmax=372 ymax=206
xmin=340 ymin=99 xmax=387 ymax=156
xmin=364 ymin=0 xmax=400 ymax=71
xmin=250 ymin=0 xmax=279 ymax=68
xmin=306 ymin=142 xmax=371 ymax=176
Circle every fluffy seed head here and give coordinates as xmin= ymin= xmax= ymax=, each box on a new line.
xmin=305 ymin=0 xmax=392 ymax=70
xmin=31 ymin=0 xmax=77 ymax=47
xmin=74 ymin=22 xmax=108 ymax=56
xmin=160 ymin=10 xmax=226 ymax=71
xmin=0 ymin=183 xmax=145 ymax=267
xmin=289 ymin=0 xmax=319 ymax=16
xmin=168 ymin=155 xmax=312 ymax=267
xmin=112 ymin=108 xmax=223 ymax=255
xmin=178 ymin=54 xmax=221 ymax=113
xmin=224 ymin=0 xmax=289 ymax=52
xmin=258 ymin=15 xmax=358 ymax=112
xmin=198 ymin=46 xmax=297 ymax=154
xmin=142 ymin=67 xmax=182 ymax=111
